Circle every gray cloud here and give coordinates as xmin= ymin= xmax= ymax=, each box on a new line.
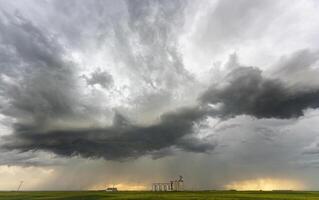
xmin=271 ymin=49 xmax=319 ymax=88
xmin=83 ymin=69 xmax=113 ymax=89
xmin=193 ymin=0 xmax=276 ymax=54
xmin=201 ymin=65 xmax=319 ymax=119
xmin=214 ymin=123 xmax=241 ymax=132
xmin=0 ymin=150 xmax=66 ymax=167
xmin=0 ymin=11 xmax=81 ymax=125
xmin=0 ymin=1 xmax=214 ymax=163
xmin=302 ymin=138 xmax=319 ymax=155
xmin=112 ymin=0 xmax=193 ymax=90
xmin=176 ymin=135 xmax=216 ymax=153
xmin=2 ymin=27 xmax=319 ymax=163
xmin=1 ymin=2 xmax=319 ymax=193
xmin=274 ymin=49 xmax=319 ymax=75
xmin=0 ymin=0 xmax=319 ymax=191
xmin=2 ymin=107 xmax=214 ymax=160
xmin=2 ymin=41 xmax=319 ymax=162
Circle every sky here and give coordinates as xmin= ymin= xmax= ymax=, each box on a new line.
xmin=0 ymin=0 xmax=319 ymax=191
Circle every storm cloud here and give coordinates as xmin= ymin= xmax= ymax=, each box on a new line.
xmin=1 ymin=0 xmax=319 ymax=191
xmin=0 ymin=10 xmax=82 ymax=125
xmin=4 ymin=58 xmax=319 ymax=160
xmin=0 ymin=0 xmax=215 ymax=161
xmin=3 ymin=107 xmax=213 ymax=160
xmin=201 ymin=66 xmax=319 ymax=119
xmin=83 ymin=69 xmax=113 ymax=89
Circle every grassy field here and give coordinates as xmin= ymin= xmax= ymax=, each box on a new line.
xmin=0 ymin=191 xmax=319 ymax=200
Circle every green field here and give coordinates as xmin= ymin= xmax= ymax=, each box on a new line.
xmin=0 ymin=191 xmax=319 ymax=200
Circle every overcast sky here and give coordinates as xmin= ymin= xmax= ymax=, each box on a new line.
xmin=1 ymin=0 xmax=319 ymax=191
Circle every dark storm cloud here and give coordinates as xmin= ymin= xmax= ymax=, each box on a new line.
xmin=83 ymin=69 xmax=113 ymax=89
xmin=0 ymin=11 xmax=80 ymax=124
xmin=1 ymin=0 xmax=319 ymax=165
xmin=201 ymin=66 xmax=319 ymax=119
xmin=3 ymin=107 xmax=214 ymax=160
xmin=176 ymin=136 xmax=216 ymax=153
xmin=0 ymin=1 xmax=215 ymax=163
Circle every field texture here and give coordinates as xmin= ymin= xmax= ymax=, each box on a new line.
xmin=0 ymin=191 xmax=319 ymax=200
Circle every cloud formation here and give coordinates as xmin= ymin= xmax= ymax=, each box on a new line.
xmin=3 ymin=107 xmax=214 ymax=160
xmin=0 ymin=11 xmax=82 ymax=125
xmin=0 ymin=0 xmax=214 ymax=162
xmin=1 ymin=0 xmax=319 ymax=191
xmin=4 ymin=53 xmax=319 ymax=161
xmin=201 ymin=65 xmax=319 ymax=119
xmin=83 ymin=69 xmax=113 ymax=89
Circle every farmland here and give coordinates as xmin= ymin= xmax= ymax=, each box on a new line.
xmin=0 ymin=191 xmax=319 ymax=200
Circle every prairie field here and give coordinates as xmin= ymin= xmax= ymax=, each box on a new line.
xmin=0 ymin=191 xmax=319 ymax=200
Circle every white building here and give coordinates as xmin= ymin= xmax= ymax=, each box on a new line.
xmin=105 ymin=187 xmax=118 ymax=192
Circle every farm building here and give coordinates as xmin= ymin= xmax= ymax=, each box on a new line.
xmin=152 ymin=176 xmax=184 ymax=191
xmin=105 ymin=187 xmax=118 ymax=192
